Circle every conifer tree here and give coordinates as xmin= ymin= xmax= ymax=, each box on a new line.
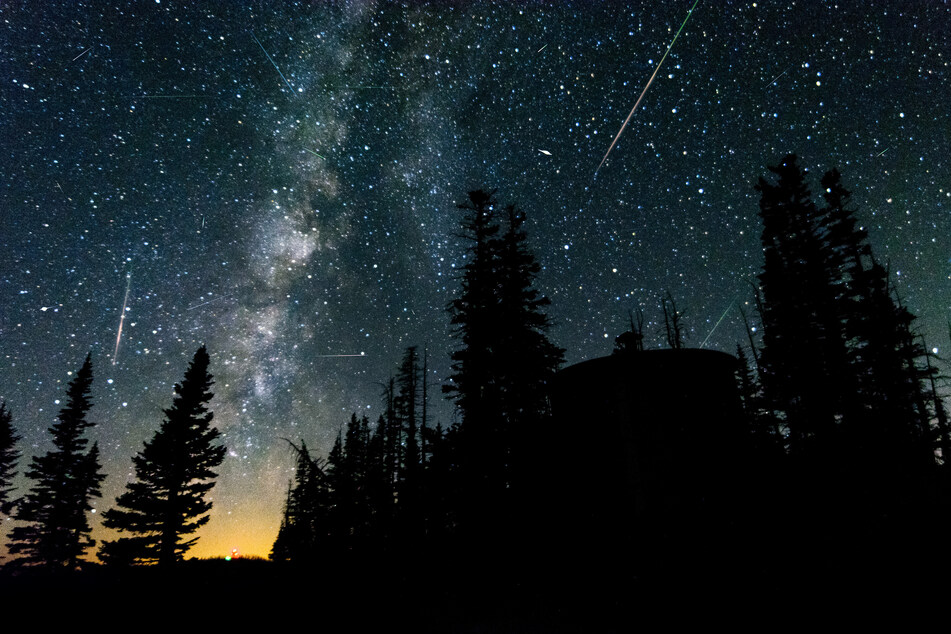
xmin=494 ymin=202 xmax=564 ymax=494
xmin=445 ymin=189 xmax=563 ymax=532
xmin=270 ymin=482 xmax=296 ymax=562
xmin=755 ymin=155 xmax=849 ymax=456
xmin=100 ymin=346 xmax=225 ymax=566
xmin=444 ymin=189 xmax=502 ymax=426
xmin=380 ymin=377 xmax=401 ymax=495
xmin=395 ymin=346 xmax=421 ymax=488
xmin=923 ymin=344 xmax=951 ymax=467
xmin=366 ymin=414 xmax=394 ymax=537
xmin=0 ymin=401 xmax=20 ymax=516
xmin=816 ymin=168 xmax=935 ymax=471
xmin=9 ymin=354 xmax=105 ymax=568
xmin=735 ymin=344 xmax=781 ymax=453
xmin=270 ymin=440 xmax=327 ymax=561
xmin=755 ymin=156 xmax=939 ymax=486
xmin=343 ymin=413 xmax=372 ymax=539
xmin=495 ymin=203 xmax=565 ymax=423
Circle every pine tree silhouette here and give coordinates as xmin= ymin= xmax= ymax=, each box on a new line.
xmin=394 ymin=346 xmax=424 ymax=536
xmin=445 ymin=189 xmax=563 ymax=538
xmin=755 ymin=154 xmax=849 ymax=456
xmin=0 ymin=401 xmax=21 ymax=517
xmin=494 ymin=202 xmax=564 ymax=493
xmin=9 ymin=354 xmax=105 ymax=568
xmin=754 ymin=155 xmax=941 ymax=517
xmin=444 ymin=189 xmax=502 ymax=426
xmin=270 ymin=440 xmax=327 ymax=562
xmin=100 ymin=346 xmax=225 ymax=566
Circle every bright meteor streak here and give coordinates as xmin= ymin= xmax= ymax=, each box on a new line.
xmin=700 ymin=297 xmax=735 ymax=349
xmin=71 ymin=47 xmax=92 ymax=62
xmin=251 ymin=31 xmax=295 ymax=95
xmin=595 ymin=0 xmax=701 ymax=176
xmin=112 ymin=272 xmax=132 ymax=366
xmin=315 ymin=353 xmax=366 ymax=358
xmin=766 ymin=66 xmax=791 ymax=87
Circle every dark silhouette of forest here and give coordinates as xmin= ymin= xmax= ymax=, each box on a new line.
xmin=2 ymin=157 xmax=950 ymax=623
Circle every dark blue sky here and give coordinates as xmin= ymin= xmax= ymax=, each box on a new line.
xmin=2 ymin=0 xmax=948 ymax=558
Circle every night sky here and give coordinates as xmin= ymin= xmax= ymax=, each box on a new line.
xmin=2 ymin=0 xmax=949 ymax=560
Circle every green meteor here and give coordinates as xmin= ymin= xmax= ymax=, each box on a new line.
xmin=700 ymin=297 xmax=736 ymax=349
xmin=595 ymin=0 xmax=701 ymax=176
xmin=304 ymin=148 xmax=327 ymax=160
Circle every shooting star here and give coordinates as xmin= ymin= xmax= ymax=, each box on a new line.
xmin=537 ymin=43 xmax=548 ymax=53
xmin=251 ymin=30 xmax=295 ymax=94
xmin=186 ymin=295 xmax=233 ymax=311
xmin=700 ymin=297 xmax=735 ymax=349
xmin=766 ymin=66 xmax=791 ymax=87
xmin=112 ymin=271 xmax=132 ymax=366
xmin=595 ymin=0 xmax=701 ymax=176
xmin=126 ymin=94 xmax=210 ymax=99
xmin=304 ymin=148 xmax=327 ymax=159
xmin=538 ymin=149 xmax=552 ymax=156
xmin=876 ymin=148 xmax=888 ymax=157
xmin=71 ymin=47 xmax=92 ymax=62
xmin=316 ymin=353 xmax=366 ymax=358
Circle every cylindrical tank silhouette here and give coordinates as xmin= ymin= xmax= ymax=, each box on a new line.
xmin=529 ymin=348 xmax=748 ymax=569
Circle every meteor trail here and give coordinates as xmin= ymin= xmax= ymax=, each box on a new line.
xmin=126 ymin=95 xmax=210 ymax=99
xmin=112 ymin=272 xmax=132 ymax=365
xmin=316 ymin=353 xmax=366 ymax=358
xmin=700 ymin=297 xmax=735 ymax=349
xmin=766 ymin=66 xmax=791 ymax=87
xmin=595 ymin=0 xmax=701 ymax=176
xmin=304 ymin=148 xmax=327 ymax=159
xmin=876 ymin=148 xmax=888 ymax=157
xmin=186 ymin=296 xmax=233 ymax=311
xmin=537 ymin=44 xmax=548 ymax=53
xmin=71 ymin=47 xmax=92 ymax=62
xmin=251 ymin=31 xmax=295 ymax=94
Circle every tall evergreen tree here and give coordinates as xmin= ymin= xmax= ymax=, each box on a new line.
xmin=270 ymin=481 xmax=296 ymax=562
xmin=343 ymin=413 xmax=372 ymax=539
xmin=444 ymin=189 xmax=502 ymax=426
xmin=270 ymin=440 xmax=327 ymax=562
xmin=445 ymin=189 xmax=563 ymax=533
xmin=755 ymin=155 xmax=849 ymax=456
xmin=816 ymin=168 xmax=935 ymax=472
xmin=395 ymin=346 xmax=422 ymax=489
xmin=9 ymin=354 xmax=105 ymax=568
xmin=495 ymin=203 xmax=565 ymax=421
xmin=366 ymin=414 xmax=395 ymax=537
xmin=324 ymin=429 xmax=347 ymax=542
xmin=100 ymin=346 xmax=225 ymax=566
xmin=494 ymin=202 xmax=564 ymax=491
xmin=0 ymin=401 xmax=20 ymax=517
xmin=755 ymin=155 xmax=939 ymax=489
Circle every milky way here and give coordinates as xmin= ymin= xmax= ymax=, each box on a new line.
xmin=2 ymin=1 xmax=949 ymax=558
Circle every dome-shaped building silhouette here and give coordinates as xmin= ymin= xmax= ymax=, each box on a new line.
xmin=526 ymin=348 xmax=750 ymax=574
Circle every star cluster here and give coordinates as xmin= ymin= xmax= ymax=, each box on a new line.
xmin=2 ymin=0 xmax=949 ymax=558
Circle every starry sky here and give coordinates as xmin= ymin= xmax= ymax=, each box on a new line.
xmin=2 ymin=0 xmax=949 ymax=560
